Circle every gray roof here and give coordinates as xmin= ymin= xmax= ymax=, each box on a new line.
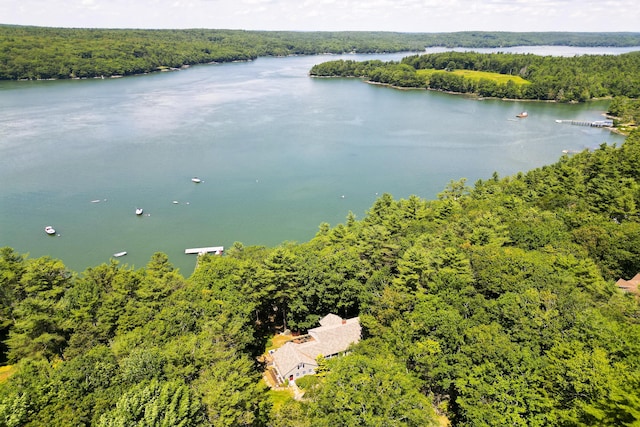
xmin=318 ymin=313 xmax=344 ymax=327
xmin=272 ymin=315 xmax=361 ymax=378
xmin=307 ymin=316 xmax=361 ymax=356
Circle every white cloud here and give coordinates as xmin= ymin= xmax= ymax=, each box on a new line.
xmin=0 ymin=0 xmax=638 ymax=32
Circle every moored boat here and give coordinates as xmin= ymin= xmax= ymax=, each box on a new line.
xmin=44 ymin=226 xmax=56 ymax=235
xmin=192 ymin=177 xmax=202 ymax=183
xmin=113 ymin=251 xmax=127 ymax=257
xmin=135 ymin=208 xmax=143 ymax=215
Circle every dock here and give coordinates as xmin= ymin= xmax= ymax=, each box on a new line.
xmin=556 ymin=119 xmax=613 ymax=128
xmin=185 ymin=246 xmax=224 ymax=255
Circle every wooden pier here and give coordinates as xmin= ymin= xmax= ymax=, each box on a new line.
xmin=185 ymin=246 xmax=224 ymax=255
xmin=187 ymin=246 xmax=224 ymax=272
xmin=556 ymin=119 xmax=613 ymax=128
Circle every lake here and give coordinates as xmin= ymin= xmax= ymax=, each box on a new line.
xmin=0 ymin=47 xmax=634 ymax=275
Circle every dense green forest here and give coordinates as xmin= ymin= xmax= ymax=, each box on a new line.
xmin=1 ymin=25 xmax=639 ymax=80
xmin=309 ymin=50 xmax=640 ymax=103
xmin=609 ymin=97 xmax=640 ymax=129
xmin=3 ymin=127 xmax=640 ymax=425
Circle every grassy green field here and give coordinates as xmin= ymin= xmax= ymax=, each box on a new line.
xmin=269 ymin=388 xmax=294 ymax=410
xmin=0 ymin=365 xmax=16 ymax=384
xmin=417 ymin=68 xmax=530 ymax=85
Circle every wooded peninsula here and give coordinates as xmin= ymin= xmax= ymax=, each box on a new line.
xmin=2 ymin=29 xmax=640 ymax=427
xmin=310 ymin=51 xmax=640 ymax=104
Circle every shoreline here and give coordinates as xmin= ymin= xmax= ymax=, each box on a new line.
xmin=364 ymin=79 xmax=615 ymax=103
xmin=364 ymin=79 xmax=633 ymax=135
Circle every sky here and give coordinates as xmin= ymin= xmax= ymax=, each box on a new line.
xmin=1 ymin=0 xmax=639 ymax=33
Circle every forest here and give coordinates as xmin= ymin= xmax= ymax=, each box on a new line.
xmin=2 ymin=126 xmax=640 ymax=425
xmin=309 ymin=50 xmax=640 ymax=103
xmin=1 ymin=25 xmax=640 ymax=80
xmin=609 ymin=97 xmax=640 ymax=130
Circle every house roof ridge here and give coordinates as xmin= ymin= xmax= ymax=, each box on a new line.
xmin=271 ymin=315 xmax=362 ymax=382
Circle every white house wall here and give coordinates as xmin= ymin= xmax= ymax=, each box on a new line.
xmin=283 ymin=363 xmax=318 ymax=382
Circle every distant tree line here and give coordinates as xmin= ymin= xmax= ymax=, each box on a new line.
xmin=310 ymin=51 xmax=640 ymax=102
xmin=0 ymin=25 xmax=639 ymax=80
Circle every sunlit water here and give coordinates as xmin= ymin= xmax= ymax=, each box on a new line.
xmin=0 ymin=48 xmax=634 ymax=274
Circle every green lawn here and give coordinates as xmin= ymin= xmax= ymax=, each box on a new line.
xmin=269 ymin=388 xmax=294 ymax=411
xmin=265 ymin=333 xmax=294 ymax=353
xmin=417 ymin=68 xmax=530 ymax=85
xmin=0 ymin=365 xmax=16 ymax=384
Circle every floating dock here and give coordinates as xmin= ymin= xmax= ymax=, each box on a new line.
xmin=185 ymin=246 xmax=224 ymax=255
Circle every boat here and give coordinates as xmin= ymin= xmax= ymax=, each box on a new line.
xmin=192 ymin=177 xmax=202 ymax=183
xmin=516 ymin=111 xmax=528 ymax=118
xmin=113 ymin=251 xmax=127 ymax=257
xmin=44 ymin=226 xmax=56 ymax=235
xmin=135 ymin=208 xmax=143 ymax=215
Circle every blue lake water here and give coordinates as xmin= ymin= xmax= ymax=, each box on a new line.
xmin=0 ymin=48 xmax=633 ymax=275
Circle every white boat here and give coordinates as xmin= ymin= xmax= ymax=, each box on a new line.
xmin=113 ymin=251 xmax=127 ymax=257
xmin=44 ymin=226 xmax=56 ymax=235
xmin=191 ymin=177 xmax=202 ymax=183
xmin=135 ymin=208 xmax=143 ymax=215
xmin=516 ymin=111 xmax=528 ymax=118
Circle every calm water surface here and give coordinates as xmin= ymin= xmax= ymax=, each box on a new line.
xmin=0 ymin=49 xmax=632 ymax=274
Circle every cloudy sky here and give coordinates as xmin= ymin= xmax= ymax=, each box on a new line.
xmin=2 ymin=0 xmax=638 ymax=32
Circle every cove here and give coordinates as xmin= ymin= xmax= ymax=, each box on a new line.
xmin=0 ymin=50 xmax=630 ymax=274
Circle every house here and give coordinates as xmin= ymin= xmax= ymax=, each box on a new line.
xmin=615 ymin=273 xmax=640 ymax=295
xmin=271 ymin=314 xmax=361 ymax=384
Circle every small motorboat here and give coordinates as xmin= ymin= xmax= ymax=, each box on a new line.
xmin=192 ymin=177 xmax=202 ymax=183
xmin=44 ymin=226 xmax=56 ymax=235
xmin=516 ymin=111 xmax=528 ymax=118
xmin=113 ymin=251 xmax=127 ymax=257
xmin=135 ymin=208 xmax=143 ymax=215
